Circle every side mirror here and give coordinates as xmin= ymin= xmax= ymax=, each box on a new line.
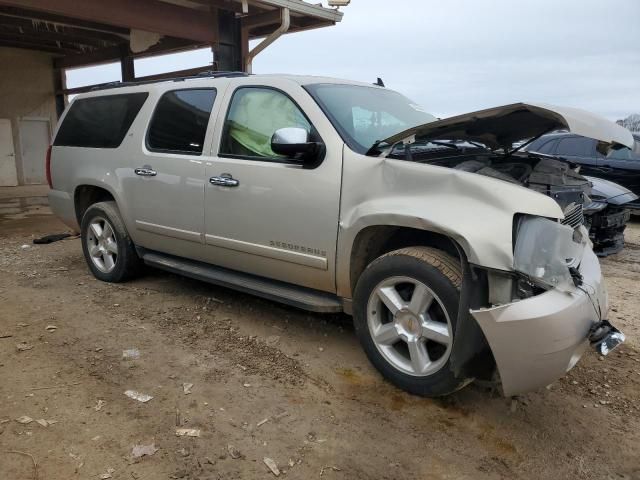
xmin=271 ymin=127 xmax=321 ymax=161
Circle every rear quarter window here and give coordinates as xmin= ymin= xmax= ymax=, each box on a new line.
xmin=54 ymin=92 xmax=148 ymax=148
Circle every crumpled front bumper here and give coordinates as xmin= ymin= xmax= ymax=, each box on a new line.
xmin=471 ymin=248 xmax=609 ymax=397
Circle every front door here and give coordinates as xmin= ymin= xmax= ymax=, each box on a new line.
xmin=128 ymin=88 xmax=218 ymax=259
xmin=203 ymin=83 xmax=342 ymax=292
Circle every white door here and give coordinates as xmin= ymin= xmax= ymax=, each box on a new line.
xmin=0 ymin=118 xmax=18 ymax=186
xmin=19 ymin=118 xmax=50 ymax=184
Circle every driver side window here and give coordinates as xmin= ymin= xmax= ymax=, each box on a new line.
xmin=219 ymin=87 xmax=311 ymax=160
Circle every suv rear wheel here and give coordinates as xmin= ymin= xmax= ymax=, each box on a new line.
xmin=80 ymin=201 xmax=142 ymax=282
xmin=353 ymin=246 xmax=470 ymax=397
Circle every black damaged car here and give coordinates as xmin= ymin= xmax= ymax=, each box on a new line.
xmin=525 ymin=132 xmax=640 ymax=211
xmin=524 ymin=132 xmax=639 ymax=255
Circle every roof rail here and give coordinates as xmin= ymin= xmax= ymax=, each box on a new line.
xmin=89 ymin=71 xmax=248 ymax=92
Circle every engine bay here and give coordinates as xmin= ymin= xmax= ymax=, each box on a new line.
xmin=387 ymin=143 xmax=630 ymax=254
xmin=390 ymin=144 xmax=590 ymax=212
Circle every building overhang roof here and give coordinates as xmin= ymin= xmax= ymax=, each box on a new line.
xmin=0 ymin=0 xmax=343 ymax=66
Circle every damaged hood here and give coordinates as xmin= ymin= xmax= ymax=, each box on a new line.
xmin=381 ymin=102 xmax=635 ymax=154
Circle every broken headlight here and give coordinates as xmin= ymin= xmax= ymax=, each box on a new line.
xmin=513 ymin=216 xmax=587 ymax=289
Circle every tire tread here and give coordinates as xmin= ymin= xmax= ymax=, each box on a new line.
xmin=377 ymin=246 xmax=462 ymax=289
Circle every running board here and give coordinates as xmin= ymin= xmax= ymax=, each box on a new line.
xmin=142 ymin=251 xmax=343 ymax=313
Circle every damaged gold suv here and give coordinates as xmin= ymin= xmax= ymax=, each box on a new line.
xmin=47 ymin=73 xmax=630 ymax=396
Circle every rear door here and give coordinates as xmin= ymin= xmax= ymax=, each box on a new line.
xmin=127 ymin=87 xmax=220 ymax=259
xmin=201 ymin=79 xmax=343 ymax=292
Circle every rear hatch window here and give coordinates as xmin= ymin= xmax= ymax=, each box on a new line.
xmin=54 ymin=92 xmax=148 ymax=148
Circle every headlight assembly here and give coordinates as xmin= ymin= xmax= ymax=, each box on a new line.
xmin=513 ymin=216 xmax=587 ymax=289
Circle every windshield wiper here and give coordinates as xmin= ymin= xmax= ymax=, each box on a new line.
xmin=504 ymin=128 xmax=554 ymax=159
xmin=365 ymin=140 xmax=387 ymax=156
xmin=367 ymin=138 xmax=486 ymax=158
xmin=427 ymin=140 xmax=462 ymax=150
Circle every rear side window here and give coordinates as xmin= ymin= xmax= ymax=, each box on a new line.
xmin=147 ymin=89 xmax=217 ymax=155
xmin=54 ymin=93 xmax=148 ymax=148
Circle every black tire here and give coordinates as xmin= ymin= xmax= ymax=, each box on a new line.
xmin=80 ymin=201 xmax=143 ymax=282
xmin=353 ymin=246 xmax=470 ymax=397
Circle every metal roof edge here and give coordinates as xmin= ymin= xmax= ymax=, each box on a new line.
xmin=256 ymin=0 xmax=343 ymax=22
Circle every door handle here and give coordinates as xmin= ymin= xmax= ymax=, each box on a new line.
xmin=209 ymin=173 xmax=239 ymax=187
xmin=134 ymin=167 xmax=157 ymax=177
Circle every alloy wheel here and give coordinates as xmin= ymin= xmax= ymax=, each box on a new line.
xmin=86 ymin=216 xmax=118 ymax=273
xmin=367 ymin=276 xmax=453 ymax=376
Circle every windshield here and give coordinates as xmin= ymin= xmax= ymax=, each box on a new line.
xmin=305 ymin=83 xmax=436 ymax=154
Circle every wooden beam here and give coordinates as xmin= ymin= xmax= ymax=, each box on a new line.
xmin=53 ymin=37 xmax=201 ymax=69
xmin=0 ymin=24 xmax=120 ymax=49
xmin=53 ymin=46 xmax=122 ymax=68
xmin=0 ymin=0 xmax=218 ymax=42
xmin=0 ymin=36 xmax=80 ymax=53
xmin=0 ymin=5 xmax=129 ymax=36
xmin=132 ymin=65 xmax=216 ymax=83
xmin=0 ymin=39 xmax=63 ymax=53
xmin=60 ymin=65 xmax=217 ymax=95
xmin=0 ymin=13 xmax=127 ymax=43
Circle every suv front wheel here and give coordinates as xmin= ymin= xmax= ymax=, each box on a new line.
xmin=80 ymin=201 xmax=143 ymax=282
xmin=353 ymin=246 xmax=470 ymax=397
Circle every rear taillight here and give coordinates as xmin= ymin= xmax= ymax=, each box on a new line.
xmin=45 ymin=144 xmax=52 ymax=188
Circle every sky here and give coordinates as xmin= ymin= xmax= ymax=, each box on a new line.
xmin=66 ymin=0 xmax=640 ymax=121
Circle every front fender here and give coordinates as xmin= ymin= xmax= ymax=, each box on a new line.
xmin=336 ymin=150 xmax=564 ymax=298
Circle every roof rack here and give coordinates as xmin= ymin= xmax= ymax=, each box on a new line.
xmin=90 ymin=71 xmax=249 ymax=92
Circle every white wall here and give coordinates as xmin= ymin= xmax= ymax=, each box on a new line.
xmin=0 ymin=47 xmax=57 ymax=186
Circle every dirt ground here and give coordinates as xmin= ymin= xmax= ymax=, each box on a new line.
xmin=1 ymin=189 xmax=639 ymax=480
